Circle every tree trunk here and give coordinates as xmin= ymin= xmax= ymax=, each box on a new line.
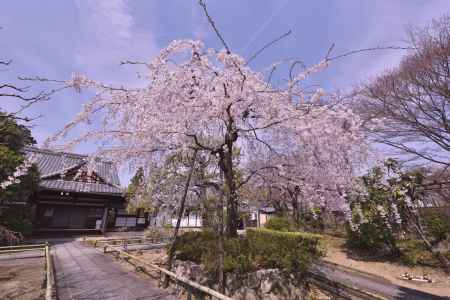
xmin=288 ymin=188 xmax=299 ymax=225
xmin=226 ymin=191 xmax=239 ymax=237
xmin=166 ymin=149 xmax=198 ymax=273
xmin=219 ymin=148 xmax=239 ymax=238
xmin=217 ymin=171 xmax=225 ymax=293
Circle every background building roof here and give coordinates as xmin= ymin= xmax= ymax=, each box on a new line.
xmin=25 ymin=147 xmax=123 ymax=195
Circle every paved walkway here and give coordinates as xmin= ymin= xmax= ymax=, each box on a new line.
xmin=314 ymin=262 xmax=448 ymax=300
xmin=52 ymin=241 xmax=177 ymax=300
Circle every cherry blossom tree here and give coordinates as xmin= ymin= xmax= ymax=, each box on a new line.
xmin=38 ymin=35 xmax=369 ymax=238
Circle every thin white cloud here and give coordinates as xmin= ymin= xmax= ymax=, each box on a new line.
xmin=77 ymin=0 xmax=134 ymax=40
xmin=240 ymin=0 xmax=290 ymax=55
xmin=73 ymin=0 xmax=158 ymax=84
xmin=329 ymin=0 xmax=450 ymax=90
xmin=191 ymin=1 xmax=210 ymax=41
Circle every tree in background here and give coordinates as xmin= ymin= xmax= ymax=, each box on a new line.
xmin=125 ymin=167 xmax=148 ymax=213
xmin=1 ymin=26 xmax=53 ymax=244
xmin=347 ymin=159 xmax=450 ymax=273
xmin=355 ymin=15 xmax=450 ymax=167
xmin=0 ymin=112 xmax=39 ymax=244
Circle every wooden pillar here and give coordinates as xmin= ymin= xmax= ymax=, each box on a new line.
xmin=101 ymin=207 xmax=109 ymax=234
xmin=30 ymin=203 xmax=38 ymax=224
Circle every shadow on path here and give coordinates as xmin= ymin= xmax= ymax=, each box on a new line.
xmin=52 ymin=241 xmax=177 ymax=300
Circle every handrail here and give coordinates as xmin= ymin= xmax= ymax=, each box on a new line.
xmin=85 ymin=236 xmax=171 ymax=248
xmin=0 ymin=248 xmax=46 ymax=254
xmin=45 ymin=242 xmax=57 ymax=300
xmin=0 ymin=243 xmax=47 ymax=250
xmin=103 ymin=243 xmax=232 ymax=300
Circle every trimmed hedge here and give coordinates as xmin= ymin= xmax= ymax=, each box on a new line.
xmin=172 ymin=228 xmax=324 ymax=276
xmin=172 ymin=230 xmax=217 ymax=263
xmin=247 ymin=228 xmax=324 ymax=273
xmin=264 ymin=216 xmax=293 ymax=231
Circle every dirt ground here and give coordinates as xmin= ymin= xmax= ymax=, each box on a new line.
xmin=118 ymin=248 xmax=168 ymax=279
xmin=0 ymin=251 xmax=46 ymax=300
xmin=323 ymin=236 xmax=450 ymax=298
xmin=137 ymin=248 xmax=168 ymax=265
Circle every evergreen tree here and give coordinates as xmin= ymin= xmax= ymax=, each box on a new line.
xmin=0 ymin=112 xmax=40 ymax=243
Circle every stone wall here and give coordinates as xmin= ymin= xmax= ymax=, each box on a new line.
xmin=171 ymin=260 xmax=314 ymax=300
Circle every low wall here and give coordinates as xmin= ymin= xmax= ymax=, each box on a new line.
xmin=171 ymin=260 xmax=312 ymax=300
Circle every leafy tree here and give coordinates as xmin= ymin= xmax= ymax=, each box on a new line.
xmin=125 ymin=167 xmax=149 ymax=213
xmin=347 ymin=159 xmax=450 ymax=272
xmin=0 ymin=112 xmax=39 ymax=244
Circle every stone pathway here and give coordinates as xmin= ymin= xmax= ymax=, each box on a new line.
xmin=52 ymin=241 xmax=177 ymax=300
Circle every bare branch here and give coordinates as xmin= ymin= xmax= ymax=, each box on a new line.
xmin=246 ymin=30 xmax=292 ymax=65
xmin=329 ymin=45 xmax=413 ymax=61
xmin=120 ymin=60 xmax=150 ymax=68
xmin=198 ymin=0 xmax=231 ymax=54
xmin=238 ymin=166 xmax=279 ymax=189
xmin=0 ymin=59 xmax=12 ymax=66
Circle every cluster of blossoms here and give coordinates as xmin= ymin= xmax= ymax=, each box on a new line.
xmin=348 ymin=202 xmax=369 ymax=232
xmin=345 ymin=159 xmax=427 ymax=234
xmin=391 ymin=202 xmax=402 ymax=224
xmin=0 ymin=156 xmax=35 ymax=190
xmin=65 ymin=73 xmax=92 ymax=93
xmin=42 ymin=39 xmax=368 ymax=219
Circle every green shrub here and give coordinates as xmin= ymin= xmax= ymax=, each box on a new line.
xmin=163 ymin=223 xmax=173 ymax=229
xmin=247 ymin=228 xmax=324 ymax=274
xmin=172 ymin=230 xmax=217 ymax=263
xmin=0 ymin=205 xmax=33 ymax=240
xmin=172 ymin=228 xmax=323 ymax=276
xmin=265 ymin=216 xmax=293 ymax=231
xmin=423 ymin=214 xmax=450 ymax=244
xmin=345 ymin=221 xmax=399 ymax=257
xmin=397 ymin=239 xmax=426 ymax=266
xmin=397 ymin=239 xmax=450 ymax=267
xmin=201 ymin=237 xmax=254 ymax=274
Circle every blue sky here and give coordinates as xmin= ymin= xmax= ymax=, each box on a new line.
xmin=2 ymin=0 xmax=450 ymax=184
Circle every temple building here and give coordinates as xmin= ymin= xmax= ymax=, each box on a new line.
xmin=25 ymin=147 xmax=148 ymax=234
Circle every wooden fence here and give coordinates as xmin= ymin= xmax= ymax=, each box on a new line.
xmin=86 ymin=236 xmax=172 ymax=248
xmin=88 ymin=237 xmax=232 ymax=300
xmin=88 ymin=237 xmax=390 ymax=300
xmin=0 ymin=242 xmax=56 ymax=300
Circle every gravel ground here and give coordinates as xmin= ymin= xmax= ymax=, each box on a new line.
xmin=0 ymin=250 xmax=46 ymax=300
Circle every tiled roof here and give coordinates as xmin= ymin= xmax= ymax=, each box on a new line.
xmin=24 ymin=147 xmax=123 ymax=195
xmin=40 ymin=180 xmax=122 ymax=195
